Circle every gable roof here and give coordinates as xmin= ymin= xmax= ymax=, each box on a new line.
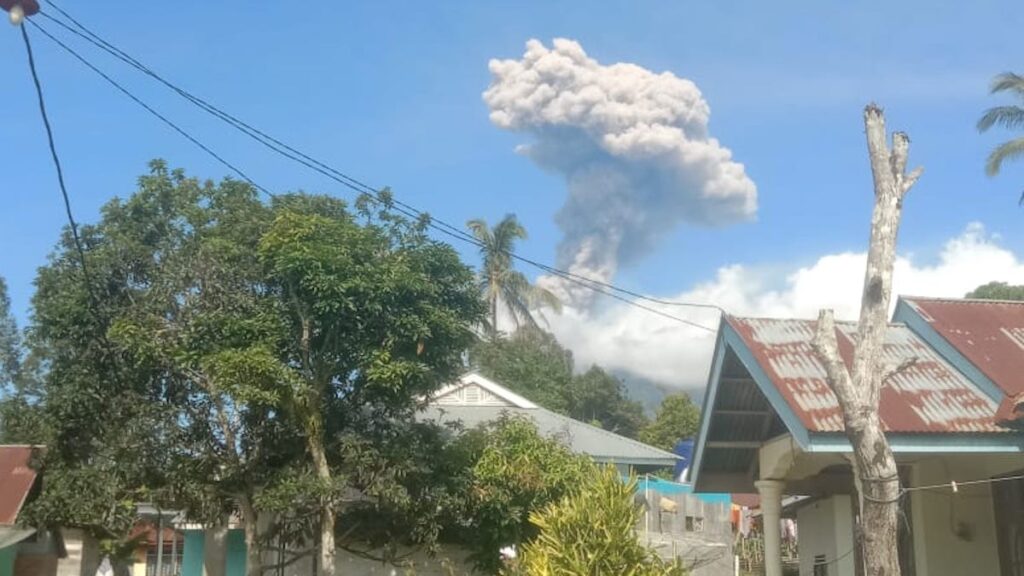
xmin=430 ymin=372 xmax=538 ymax=409
xmin=726 ymin=315 xmax=1003 ymax=434
xmin=897 ymin=297 xmax=1024 ymax=398
xmin=422 ymin=372 xmax=678 ymax=467
xmin=690 ymin=314 xmax=1023 ymax=492
xmin=0 ymin=446 xmax=39 ymax=526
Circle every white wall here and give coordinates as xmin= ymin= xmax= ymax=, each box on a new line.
xmin=266 ymin=545 xmax=472 ymax=576
xmin=909 ymin=457 xmax=1004 ymax=576
xmin=55 ymin=529 xmax=99 ymax=576
xmin=796 ymin=495 xmax=856 ymax=576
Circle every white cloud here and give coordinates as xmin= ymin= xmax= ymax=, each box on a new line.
xmin=546 ymin=223 xmax=1024 ymax=392
xmin=484 ymin=39 xmax=756 ymax=306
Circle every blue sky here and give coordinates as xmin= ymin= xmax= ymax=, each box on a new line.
xmin=2 ymin=0 xmax=1022 ymax=362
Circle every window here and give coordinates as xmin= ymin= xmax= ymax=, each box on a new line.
xmin=813 ymin=554 xmax=828 ymax=576
xmin=685 ymin=515 xmax=704 ymax=532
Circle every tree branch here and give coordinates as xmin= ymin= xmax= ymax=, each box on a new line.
xmin=890 ymin=132 xmax=910 ymax=180
xmin=881 ymin=358 xmax=917 ymax=388
xmin=864 ymin=104 xmax=892 ymax=198
xmin=812 ymin=310 xmax=862 ymax=412
xmin=902 ymin=166 xmax=924 ymax=194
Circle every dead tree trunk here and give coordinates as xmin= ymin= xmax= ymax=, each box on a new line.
xmin=813 ymin=104 xmax=922 ymax=576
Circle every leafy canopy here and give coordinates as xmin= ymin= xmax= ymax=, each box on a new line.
xmin=967 ymin=281 xmax=1024 ymax=301
xmin=468 ymin=215 xmax=561 ymax=335
xmin=471 ymin=327 xmax=648 ymax=437
xmin=455 ymin=416 xmax=594 ymax=574
xmin=639 ymin=393 xmax=700 ymax=452
xmin=978 ymin=72 xmax=1024 ymax=179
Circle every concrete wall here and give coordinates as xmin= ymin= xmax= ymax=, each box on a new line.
xmin=909 ymin=457 xmax=1003 ymax=576
xmin=182 ymin=531 xmax=206 ymax=576
xmin=0 ymin=547 xmax=15 ymax=576
xmin=56 ymin=529 xmax=99 ymax=576
xmin=796 ymin=495 xmax=856 ymax=576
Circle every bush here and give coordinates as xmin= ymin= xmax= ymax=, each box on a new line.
xmin=458 ymin=415 xmax=595 ymax=573
xmin=509 ymin=467 xmax=686 ymax=576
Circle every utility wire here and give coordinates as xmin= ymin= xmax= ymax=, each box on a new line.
xmin=27 ymin=19 xmax=273 ymax=198
xmin=906 ymin=473 xmax=1024 ymax=493
xmin=20 ymin=24 xmax=92 ymax=291
xmin=38 ymin=1 xmax=724 ymax=324
xmin=34 ymin=4 xmax=722 ymax=330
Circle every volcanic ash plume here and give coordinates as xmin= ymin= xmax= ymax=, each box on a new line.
xmin=484 ymin=39 xmax=757 ymax=306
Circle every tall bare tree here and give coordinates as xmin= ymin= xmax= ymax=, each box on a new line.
xmin=813 ymin=104 xmax=922 ymax=576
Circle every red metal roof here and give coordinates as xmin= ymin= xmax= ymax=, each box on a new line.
xmin=903 ymin=297 xmax=1024 ymax=397
xmin=0 ymin=446 xmax=39 ymax=525
xmin=727 ymin=316 xmax=1003 ymax=433
xmin=129 ymin=521 xmax=182 ymax=547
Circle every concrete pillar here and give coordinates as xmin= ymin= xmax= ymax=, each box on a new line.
xmin=755 ymin=479 xmax=785 ymax=576
xmin=203 ymin=524 xmax=227 ymax=576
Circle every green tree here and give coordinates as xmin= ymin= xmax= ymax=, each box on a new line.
xmin=0 ymin=276 xmax=47 ymax=444
xmin=966 ymin=281 xmax=1024 ymax=301
xmin=258 ymin=192 xmax=483 ymax=575
xmin=639 ymin=394 xmax=700 ymax=452
xmin=25 ymin=162 xmax=293 ymax=574
xmin=467 ymin=215 xmax=560 ymax=335
xmin=568 ymin=366 xmax=646 ymax=438
xmin=472 ymin=328 xmax=648 ymax=437
xmin=457 ymin=416 xmax=595 ymax=574
xmin=471 ymin=327 xmax=574 ymax=412
xmin=24 ymin=167 xmax=193 ymax=561
xmin=511 ymin=467 xmax=685 ymax=576
xmin=26 ymin=162 xmax=484 ymax=576
xmin=978 ymin=72 xmax=1024 ymax=180
xmin=99 ymin=164 xmax=300 ymax=575
xmin=0 ymin=276 xmax=20 ymax=385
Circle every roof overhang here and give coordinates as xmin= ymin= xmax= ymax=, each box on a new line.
xmin=691 ymin=319 xmax=1024 ymax=493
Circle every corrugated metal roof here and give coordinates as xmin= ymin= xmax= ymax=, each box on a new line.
xmin=419 ymin=405 xmax=679 ymax=465
xmin=727 ymin=316 xmax=1003 ymax=433
xmin=0 ymin=446 xmax=38 ymax=526
xmin=903 ymin=297 xmax=1024 ymax=397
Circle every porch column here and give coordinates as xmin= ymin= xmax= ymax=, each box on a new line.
xmin=755 ymin=479 xmax=785 ymax=576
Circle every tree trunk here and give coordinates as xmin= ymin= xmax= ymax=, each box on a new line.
xmin=813 ymin=104 xmax=922 ymax=576
xmin=491 ymin=292 xmax=499 ymax=336
xmin=238 ymin=495 xmax=264 ymax=576
xmin=110 ymin=558 xmax=132 ymax=576
xmin=307 ymin=430 xmax=335 ymax=573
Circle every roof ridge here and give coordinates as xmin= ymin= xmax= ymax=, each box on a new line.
xmin=536 ymin=405 xmax=680 ymax=459
xmin=728 ymin=315 xmax=908 ymax=328
xmin=902 ymin=295 xmax=1024 ymax=306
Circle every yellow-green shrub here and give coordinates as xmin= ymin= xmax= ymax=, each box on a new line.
xmin=510 ymin=467 xmax=686 ymax=576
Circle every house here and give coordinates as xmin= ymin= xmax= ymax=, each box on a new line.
xmin=690 ymin=297 xmax=1024 ymax=576
xmin=424 ymin=372 xmax=735 ymax=576
xmin=0 ymin=445 xmax=102 ymax=576
xmin=421 ymin=371 xmax=681 ymax=473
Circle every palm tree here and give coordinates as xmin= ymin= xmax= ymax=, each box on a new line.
xmin=978 ymin=72 xmax=1024 ymax=178
xmin=467 ymin=214 xmax=561 ymax=335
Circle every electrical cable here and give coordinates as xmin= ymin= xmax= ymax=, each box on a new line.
xmin=20 ymin=23 xmax=92 ymax=289
xmin=34 ymin=2 xmax=724 ymax=331
xmin=27 ymin=19 xmax=273 ymax=198
xmin=19 ymin=20 xmax=130 ymax=389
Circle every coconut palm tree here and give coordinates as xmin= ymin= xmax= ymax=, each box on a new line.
xmin=978 ymin=72 xmax=1024 ymax=178
xmin=467 ymin=214 xmax=561 ymax=335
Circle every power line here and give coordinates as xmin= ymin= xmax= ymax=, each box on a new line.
xmin=906 ymin=473 xmax=1024 ymax=494
xmin=19 ymin=24 xmax=92 ymax=290
xmin=37 ymin=1 xmax=724 ymax=326
xmin=27 ymin=19 xmax=272 ymax=198
xmin=32 ymin=4 xmax=722 ymax=331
